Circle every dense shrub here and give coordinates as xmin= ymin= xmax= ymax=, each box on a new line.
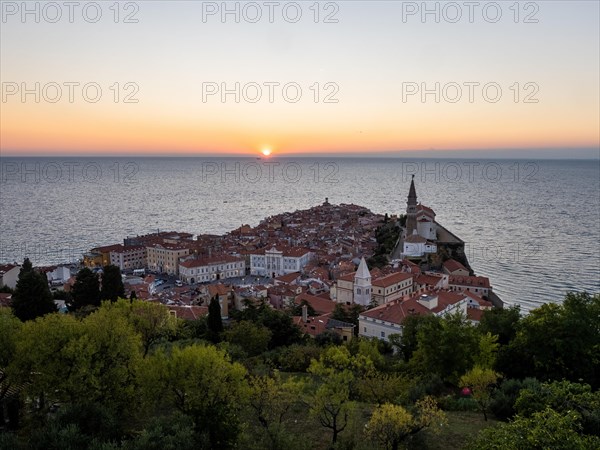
xmin=490 ymin=378 xmax=540 ymax=421
xmin=277 ymin=344 xmax=322 ymax=372
xmin=439 ymin=395 xmax=479 ymax=412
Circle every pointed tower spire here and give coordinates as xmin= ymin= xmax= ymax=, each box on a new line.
xmin=355 ymin=257 xmax=370 ymax=279
xmin=408 ymin=174 xmax=417 ymax=202
xmin=353 ymin=257 xmax=372 ymax=307
xmin=406 ymin=175 xmax=418 ymax=236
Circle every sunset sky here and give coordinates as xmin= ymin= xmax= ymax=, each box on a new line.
xmin=1 ymin=1 xmax=599 ymax=157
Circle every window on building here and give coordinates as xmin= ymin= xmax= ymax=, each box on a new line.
xmin=363 ymin=327 xmax=367 ymax=332
xmin=381 ymin=331 xmax=385 ymax=337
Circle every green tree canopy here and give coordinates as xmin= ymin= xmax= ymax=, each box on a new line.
xmin=223 ymin=320 xmax=271 ymax=357
xmin=10 ymin=305 xmax=142 ymax=420
xmin=100 ymin=264 xmax=125 ymax=302
xmin=102 ymin=299 xmax=177 ymax=356
xmin=468 ymin=407 xmax=600 ymax=450
xmin=498 ymin=292 xmax=600 ymax=387
xmin=514 ymin=380 xmax=600 ymax=436
xmin=365 ymin=398 xmax=447 ymax=450
xmin=69 ymin=268 xmax=100 ymax=311
xmin=479 ymin=304 xmax=521 ymax=346
xmin=0 ymin=309 xmax=22 ymax=408
xmin=139 ymin=344 xmax=247 ymax=449
xmin=11 ymin=258 xmax=56 ymax=321
xmin=233 ymin=299 xmax=302 ymax=348
xmin=460 ymin=365 xmax=501 ymax=421
xmin=410 ymin=312 xmax=480 ymax=384
xmin=247 ymin=371 xmax=304 ymax=448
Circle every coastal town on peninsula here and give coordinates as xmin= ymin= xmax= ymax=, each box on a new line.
xmin=1 ymin=178 xmax=499 ymax=342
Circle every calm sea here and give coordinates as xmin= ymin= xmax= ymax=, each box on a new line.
xmin=1 ymin=157 xmax=599 ymax=311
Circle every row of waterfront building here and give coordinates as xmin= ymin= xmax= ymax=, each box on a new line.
xmin=1 ymin=181 xmax=498 ymax=345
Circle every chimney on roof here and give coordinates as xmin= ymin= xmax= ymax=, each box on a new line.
xmin=302 ymin=304 xmax=308 ymax=323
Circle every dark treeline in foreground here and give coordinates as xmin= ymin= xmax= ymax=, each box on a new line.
xmin=0 ymin=266 xmax=599 ymax=449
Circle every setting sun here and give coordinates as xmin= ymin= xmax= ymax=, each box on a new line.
xmin=261 ymin=148 xmax=272 ymax=156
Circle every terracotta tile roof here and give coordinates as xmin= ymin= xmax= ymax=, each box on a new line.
xmin=91 ymin=244 xmax=124 ymax=253
xmin=443 ymin=259 xmax=468 ymax=273
xmin=180 ymin=255 xmax=242 ymax=268
xmin=110 ymin=245 xmax=145 ymax=254
xmin=0 ymin=264 xmax=18 ymax=273
xmin=372 ymin=272 xmax=413 ymax=288
xmin=338 ymin=272 xmax=356 ymax=282
xmin=275 ymin=272 xmax=301 ymax=284
xmin=417 ymin=204 xmax=436 ymax=217
xmin=449 ymin=275 xmax=490 ymax=289
xmin=293 ymin=313 xmax=331 ymax=337
xmin=207 ymin=284 xmax=230 ymax=297
xmin=415 ymin=274 xmax=443 ymax=287
xmin=361 ymin=290 xmax=468 ymax=325
xmin=168 ymin=305 xmax=208 ymax=320
xmin=467 ymin=308 xmax=484 ymax=322
xmin=295 ymin=292 xmax=336 ymax=315
xmin=360 ymin=298 xmax=429 ymax=325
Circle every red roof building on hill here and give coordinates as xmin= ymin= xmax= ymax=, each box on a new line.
xmin=294 ymin=292 xmax=337 ymax=315
xmin=442 ymin=259 xmax=469 ymax=276
xmin=371 ymin=272 xmax=413 ymax=305
xmin=274 ymin=272 xmax=301 ymax=285
xmin=448 ymin=275 xmax=491 ymax=297
xmin=467 ymin=308 xmax=484 ymax=322
xmin=179 ymin=254 xmax=245 ymax=283
xmin=359 ymin=290 xmax=469 ymax=342
xmin=167 ymin=305 xmax=208 ymax=320
xmin=414 ymin=273 xmax=447 ymax=293
xmin=293 ymin=311 xmax=354 ymax=342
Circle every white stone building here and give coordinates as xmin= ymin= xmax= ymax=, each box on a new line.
xmin=109 ymin=246 xmax=147 ymax=271
xmin=403 ymin=230 xmax=437 ymax=257
xmin=179 ymin=255 xmax=246 ymax=284
xmin=250 ymin=247 xmax=313 ymax=277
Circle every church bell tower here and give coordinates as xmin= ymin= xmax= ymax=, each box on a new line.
xmin=405 ymin=175 xmax=418 ymax=236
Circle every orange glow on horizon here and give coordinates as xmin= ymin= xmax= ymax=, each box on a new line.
xmin=1 ymin=101 xmax=598 ymax=156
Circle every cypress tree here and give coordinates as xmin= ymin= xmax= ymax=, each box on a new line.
xmin=100 ymin=265 xmax=125 ymax=302
xmin=69 ymin=268 xmax=100 ymax=310
xmin=11 ymin=258 xmax=56 ymax=321
xmin=207 ymin=296 xmax=223 ymax=342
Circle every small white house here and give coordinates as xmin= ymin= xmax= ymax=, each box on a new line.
xmin=47 ymin=266 xmax=71 ymax=285
xmin=403 ymin=230 xmax=437 ymax=257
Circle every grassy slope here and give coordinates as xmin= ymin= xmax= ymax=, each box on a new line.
xmin=413 ymin=411 xmax=499 ymax=450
